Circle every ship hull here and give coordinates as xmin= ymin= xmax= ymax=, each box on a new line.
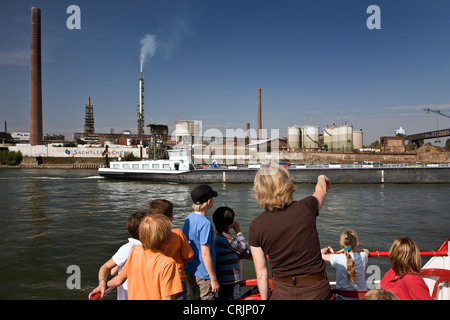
xmin=98 ymin=166 xmax=450 ymax=184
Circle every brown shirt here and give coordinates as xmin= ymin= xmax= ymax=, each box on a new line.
xmin=248 ymin=196 xmax=325 ymax=278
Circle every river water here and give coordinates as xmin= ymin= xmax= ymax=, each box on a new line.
xmin=0 ymin=168 xmax=448 ymax=300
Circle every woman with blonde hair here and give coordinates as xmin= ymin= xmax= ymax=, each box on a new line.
xmin=321 ymin=230 xmax=369 ymax=299
xmin=379 ymin=237 xmax=432 ymax=300
xmin=249 ymin=164 xmax=332 ymax=300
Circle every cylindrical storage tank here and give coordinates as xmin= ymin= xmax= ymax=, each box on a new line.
xmin=302 ymin=126 xmax=319 ymax=149
xmin=331 ymin=127 xmax=339 ymax=151
xmin=353 ymin=130 xmax=363 ymax=150
xmin=323 ymin=128 xmax=332 ymax=150
xmin=288 ymin=126 xmax=301 ymax=149
xmin=346 ymin=125 xmax=353 ymax=151
xmin=338 ymin=125 xmax=353 ymax=152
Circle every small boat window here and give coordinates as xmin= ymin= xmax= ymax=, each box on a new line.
xmin=113 ymin=164 xmax=120 ymax=169
xmin=132 ymin=164 xmax=140 ymax=169
xmin=142 ymin=164 xmax=150 ymax=169
xmin=123 ymin=164 xmax=130 ymax=169
xmin=152 ymin=164 xmax=160 ymax=169
xmin=163 ymin=164 xmax=171 ymax=169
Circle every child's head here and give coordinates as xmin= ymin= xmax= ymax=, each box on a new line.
xmin=389 ymin=237 xmax=422 ymax=276
xmin=191 ymin=185 xmax=218 ymax=211
xmin=212 ymin=206 xmax=235 ymax=234
xmin=340 ymin=229 xmax=359 ymax=250
xmin=253 ymin=164 xmax=296 ymax=212
xmin=361 ymin=289 xmax=399 ymax=300
xmin=127 ymin=211 xmax=149 ymax=240
xmin=149 ymin=199 xmax=174 ymax=220
xmin=139 ymin=214 xmax=172 ymax=252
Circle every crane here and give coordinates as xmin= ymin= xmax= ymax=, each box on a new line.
xmin=424 ymin=108 xmax=450 ymax=119
xmin=424 ymin=108 xmax=450 ymax=143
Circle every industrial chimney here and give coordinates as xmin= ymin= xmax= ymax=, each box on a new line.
xmin=30 ymin=7 xmax=43 ymax=146
xmin=137 ymin=72 xmax=144 ymax=144
xmin=246 ymin=122 xmax=250 ymax=145
xmin=257 ymin=88 xmax=262 ymax=140
xmin=84 ymin=97 xmax=94 ymax=135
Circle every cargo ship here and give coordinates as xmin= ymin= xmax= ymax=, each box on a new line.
xmin=98 ymin=148 xmax=450 ymax=184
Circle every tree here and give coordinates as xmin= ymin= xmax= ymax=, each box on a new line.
xmin=0 ymin=150 xmax=23 ymax=165
xmin=369 ymin=140 xmax=380 ymax=149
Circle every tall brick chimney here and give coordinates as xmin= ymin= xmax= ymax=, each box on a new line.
xmin=257 ymin=88 xmax=262 ymax=140
xmin=30 ymin=7 xmax=43 ymax=146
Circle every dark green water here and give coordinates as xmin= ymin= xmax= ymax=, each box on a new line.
xmin=0 ymin=168 xmax=448 ymax=299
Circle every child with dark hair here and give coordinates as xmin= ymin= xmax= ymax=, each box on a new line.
xmin=92 ymin=211 xmax=148 ymax=300
xmin=148 ymin=199 xmax=174 ymax=218
xmin=213 ymin=206 xmax=251 ymax=300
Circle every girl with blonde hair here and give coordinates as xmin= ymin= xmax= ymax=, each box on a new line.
xmin=379 ymin=237 xmax=432 ymax=300
xmin=249 ymin=164 xmax=332 ymax=300
xmin=321 ymin=230 xmax=369 ymax=299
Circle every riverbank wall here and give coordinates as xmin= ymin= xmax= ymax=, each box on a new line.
xmin=2 ymin=144 xmax=449 ymax=170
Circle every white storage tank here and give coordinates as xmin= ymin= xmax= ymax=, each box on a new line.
xmin=288 ymin=126 xmax=301 ymax=149
xmin=302 ymin=126 xmax=319 ymax=149
xmin=338 ymin=125 xmax=353 ymax=152
xmin=353 ymin=130 xmax=363 ymax=150
xmin=331 ymin=126 xmax=339 ymax=151
xmin=323 ymin=127 xmax=332 ymax=150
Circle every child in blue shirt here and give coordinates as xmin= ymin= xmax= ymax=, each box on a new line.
xmin=182 ymin=185 xmax=219 ymax=300
xmin=213 ymin=206 xmax=251 ymax=300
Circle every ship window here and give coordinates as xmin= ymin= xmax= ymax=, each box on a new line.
xmin=163 ymin=164 xmax=170 ymax=169
xmin=132 ymin=164 xmax=139 ymax=169
xmin=113 ymin=164 xmax=120 ymax=169
xmin=142 ymin=164 xmax=150 ymax=169
xmin=152 ymin=164 xmax=160 ymax=169
xmin=123 ymin=164 xmax=130 ymax=169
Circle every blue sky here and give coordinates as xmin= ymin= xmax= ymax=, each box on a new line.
xmin=1 ymin=0 xmax=450 ymax=145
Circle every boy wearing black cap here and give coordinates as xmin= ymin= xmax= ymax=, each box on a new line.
xmin=182 ymin=185 xmax=219 ymax=300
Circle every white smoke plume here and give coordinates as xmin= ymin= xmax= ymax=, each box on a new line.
xmin=139 ymin=34 xmax=157 ymax=72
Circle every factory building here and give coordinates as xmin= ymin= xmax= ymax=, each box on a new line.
xmin=74 ymin=130 xmax=151 ymax=146
xmin=174 ymin=120 xmax=202 ymax=146
xmin=380 ymin=136 xmax=406 ymax=153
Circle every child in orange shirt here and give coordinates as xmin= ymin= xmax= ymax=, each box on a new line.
xmin=88 ymin=214 xmax=183 ymax=300
xmin=149 ymin=199 xmax=194 ymax=300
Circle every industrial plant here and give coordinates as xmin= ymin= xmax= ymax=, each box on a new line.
xmin=1 ymin=7 xmax=450 ymax=167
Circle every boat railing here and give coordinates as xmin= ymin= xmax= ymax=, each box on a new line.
xmin=289 ymin=162 xmax=450 ymax=169
xmin=89 ymin=240 xmax=448 ymax=300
